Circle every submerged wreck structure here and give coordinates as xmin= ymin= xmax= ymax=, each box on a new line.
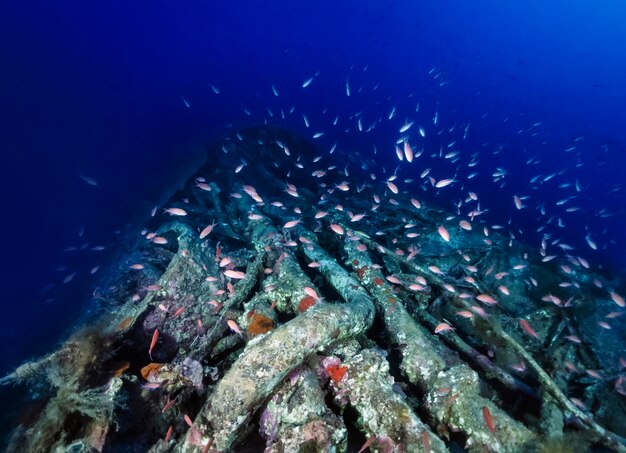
xmin=3 ymin=126 xmax=625 ymax=452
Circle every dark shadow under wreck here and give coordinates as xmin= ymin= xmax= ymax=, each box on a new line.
xmin=2 ymin=126 xmax=626 ymax=452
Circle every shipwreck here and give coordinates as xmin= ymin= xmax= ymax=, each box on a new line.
xmin=2 ymin=126 xmax=625 ymax=452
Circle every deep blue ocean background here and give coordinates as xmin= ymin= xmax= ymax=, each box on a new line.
xmin=1 ymin=0 xmax=626 ymax=402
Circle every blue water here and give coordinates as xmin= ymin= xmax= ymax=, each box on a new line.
xmin=2 ymin=0 xmax=626 ymax=384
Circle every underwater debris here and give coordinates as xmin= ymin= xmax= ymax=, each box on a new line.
xmin=3 ymin=126 xmax=626 ymax=452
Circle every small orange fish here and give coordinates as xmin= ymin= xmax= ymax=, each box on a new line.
xmin=564 ymin=334 xmax=581 ymax=343
xmin=330 ymin=224 xmax=344 ymax=235
xmin=243 ymin=185 xmax=263 ymax=203
xmin=172 ymin=307 xmax=185 ymax=318
xmin=149 ymin=328 xmax=159 ymax=360
xmin=437 ymin=225 xmax=450 ymax=242
xmin=162 ymin=396 xmax=177 ymax=413
xmin=208 ymin=300 xmax=221 ymax=310
xmin=403 ymin=141 xmax=414 ymax=162
xmin=435 ymin=178 xmax=454 ymax=188
xmin=386 ymin=180 xmax=399 ymax=194
xmin=195 ymin=182 xmax=211 ymax=191
xmin=482 ymin=406 xmax=496 ymax=434
xmin=435 ymin=322 xmax=455 ymax=334
xmin=165 ymin=207 xmax=187 ymax=216
xmin=200 ymin=221 xmax=218 ymax=239
xmin=443 ymin=283 xmax=456 ymax=293
xmin=184 ymin=414 xmax=194 ymax=427
xmin=224 ymin=270 xmax=246 ymax=279
xmin=456 ymin=310 xmax=474 ymax=319
xmin=304 ymin=286 xmax=320 ymax=301
xmin=164 ymin=425 xmax=173 ymax=443
xmin=215 ymin=242 xmax=222 ymax=259
xmin=519 ymin=319 xmax=539 ymax=339
xmin=476 ymin=294 xmax=497 ymax=305
xmin=285 ymin=183 xmax=299 ymax=197
xmin=610 ymin=291 xmax=625 ymax=307
xmin=350 ymin=213 xmax=366 ymax=222
xmin=498 ymin=285 xmax=510 ymax=295
xmin=227 ymin=319 xmax=243 ymax=336
xmin=428 ymin=265 xmax=443 ymax=275
xmin=283 ymin=218 xmax=301 ymax=229
xmin=396 ymin=145 xmax=404 ymax=161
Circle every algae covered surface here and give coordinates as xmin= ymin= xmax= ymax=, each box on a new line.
xmin=2 ymin=126 xmax=625 ymax=452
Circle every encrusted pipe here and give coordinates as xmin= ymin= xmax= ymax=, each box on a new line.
xmin=337 ymin=348 xmax=449 ymax=452
xmin=177 ymin=230 xmax=375 ymax=451
xmin=344 ymin=239 xmax=536 ymax=452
